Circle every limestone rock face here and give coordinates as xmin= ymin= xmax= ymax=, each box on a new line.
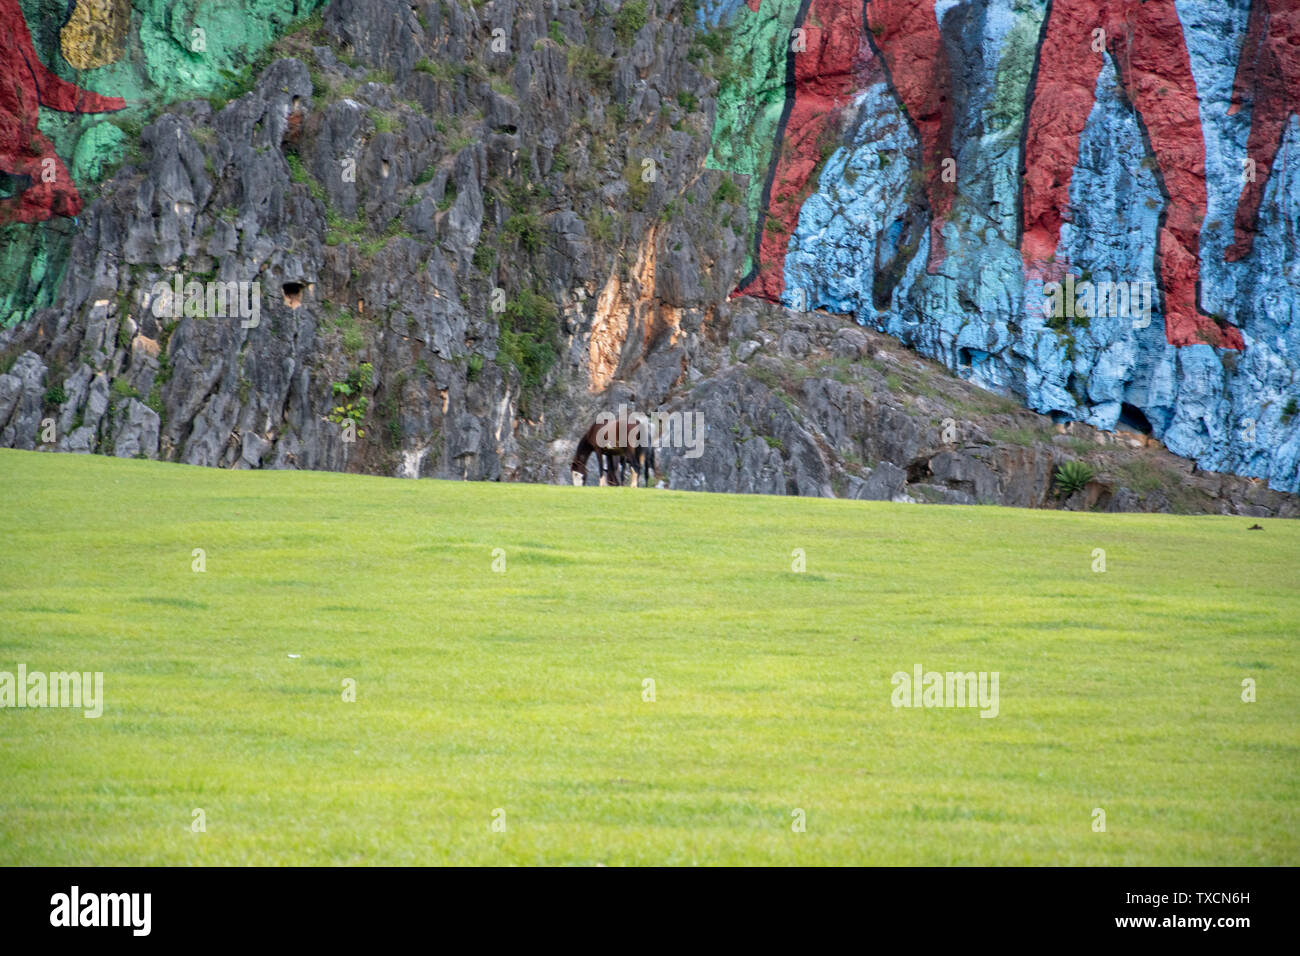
xmin=0 ymin=0 xmax=1296 ymax=515
xmin=0 ymin=353 xmax=47 ymax=451
xmin=1 ymin=0 xmax=731 ymax=486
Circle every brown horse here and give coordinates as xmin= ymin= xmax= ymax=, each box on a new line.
xmin=570 ymin=411 xmax=655 ymax=487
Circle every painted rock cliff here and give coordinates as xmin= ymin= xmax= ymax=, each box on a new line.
xmin=0 ymin=0 xmax=1296 ymax=511
xmin=706 ymin=0 xmax=1300 ymax=492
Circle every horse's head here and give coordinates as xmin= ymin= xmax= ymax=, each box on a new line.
xmin=570 ymin=448 xmax=589 ymax=486
xmin=570 ymin=433 xmax=593 ymax=486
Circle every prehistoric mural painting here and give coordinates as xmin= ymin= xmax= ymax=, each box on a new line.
xmin=735 ymin=0 xmax=957 ymax=302
xmin=1227 ymin=0 xmax=1299 ymax=264
xmin=725 ymin=0 xmax=1288 ymax=350
xmin=0 ymin=0 xmax=126 ymax=224
xmin=1020 ymin=0 xmax=1242 ymax=349
xmin=705 ymin=0 xmax=1299 ymax=488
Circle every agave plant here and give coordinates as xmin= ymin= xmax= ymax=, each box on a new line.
xmin=1054 ymin=460 xmax=1095 ymax=496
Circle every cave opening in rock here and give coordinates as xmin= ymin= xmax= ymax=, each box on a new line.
xmin=1118 ymin=402 xmax=1152 ymax=435
xmin=282 ymin=282 xmax=303 ymax=309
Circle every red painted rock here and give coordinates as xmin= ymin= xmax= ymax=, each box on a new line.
xmin=0 ymin=0 xmax=126 ymax=225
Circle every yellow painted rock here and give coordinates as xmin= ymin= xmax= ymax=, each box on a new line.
xmin=59 ymin=0 xmax=130 ymax=71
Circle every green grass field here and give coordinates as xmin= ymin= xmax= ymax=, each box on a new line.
xmin=0 ymin=449 xmax=1296 ymax=865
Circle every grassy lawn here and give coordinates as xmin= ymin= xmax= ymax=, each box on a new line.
xmin=0 ymin=448 xmax=1296 ymax=865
